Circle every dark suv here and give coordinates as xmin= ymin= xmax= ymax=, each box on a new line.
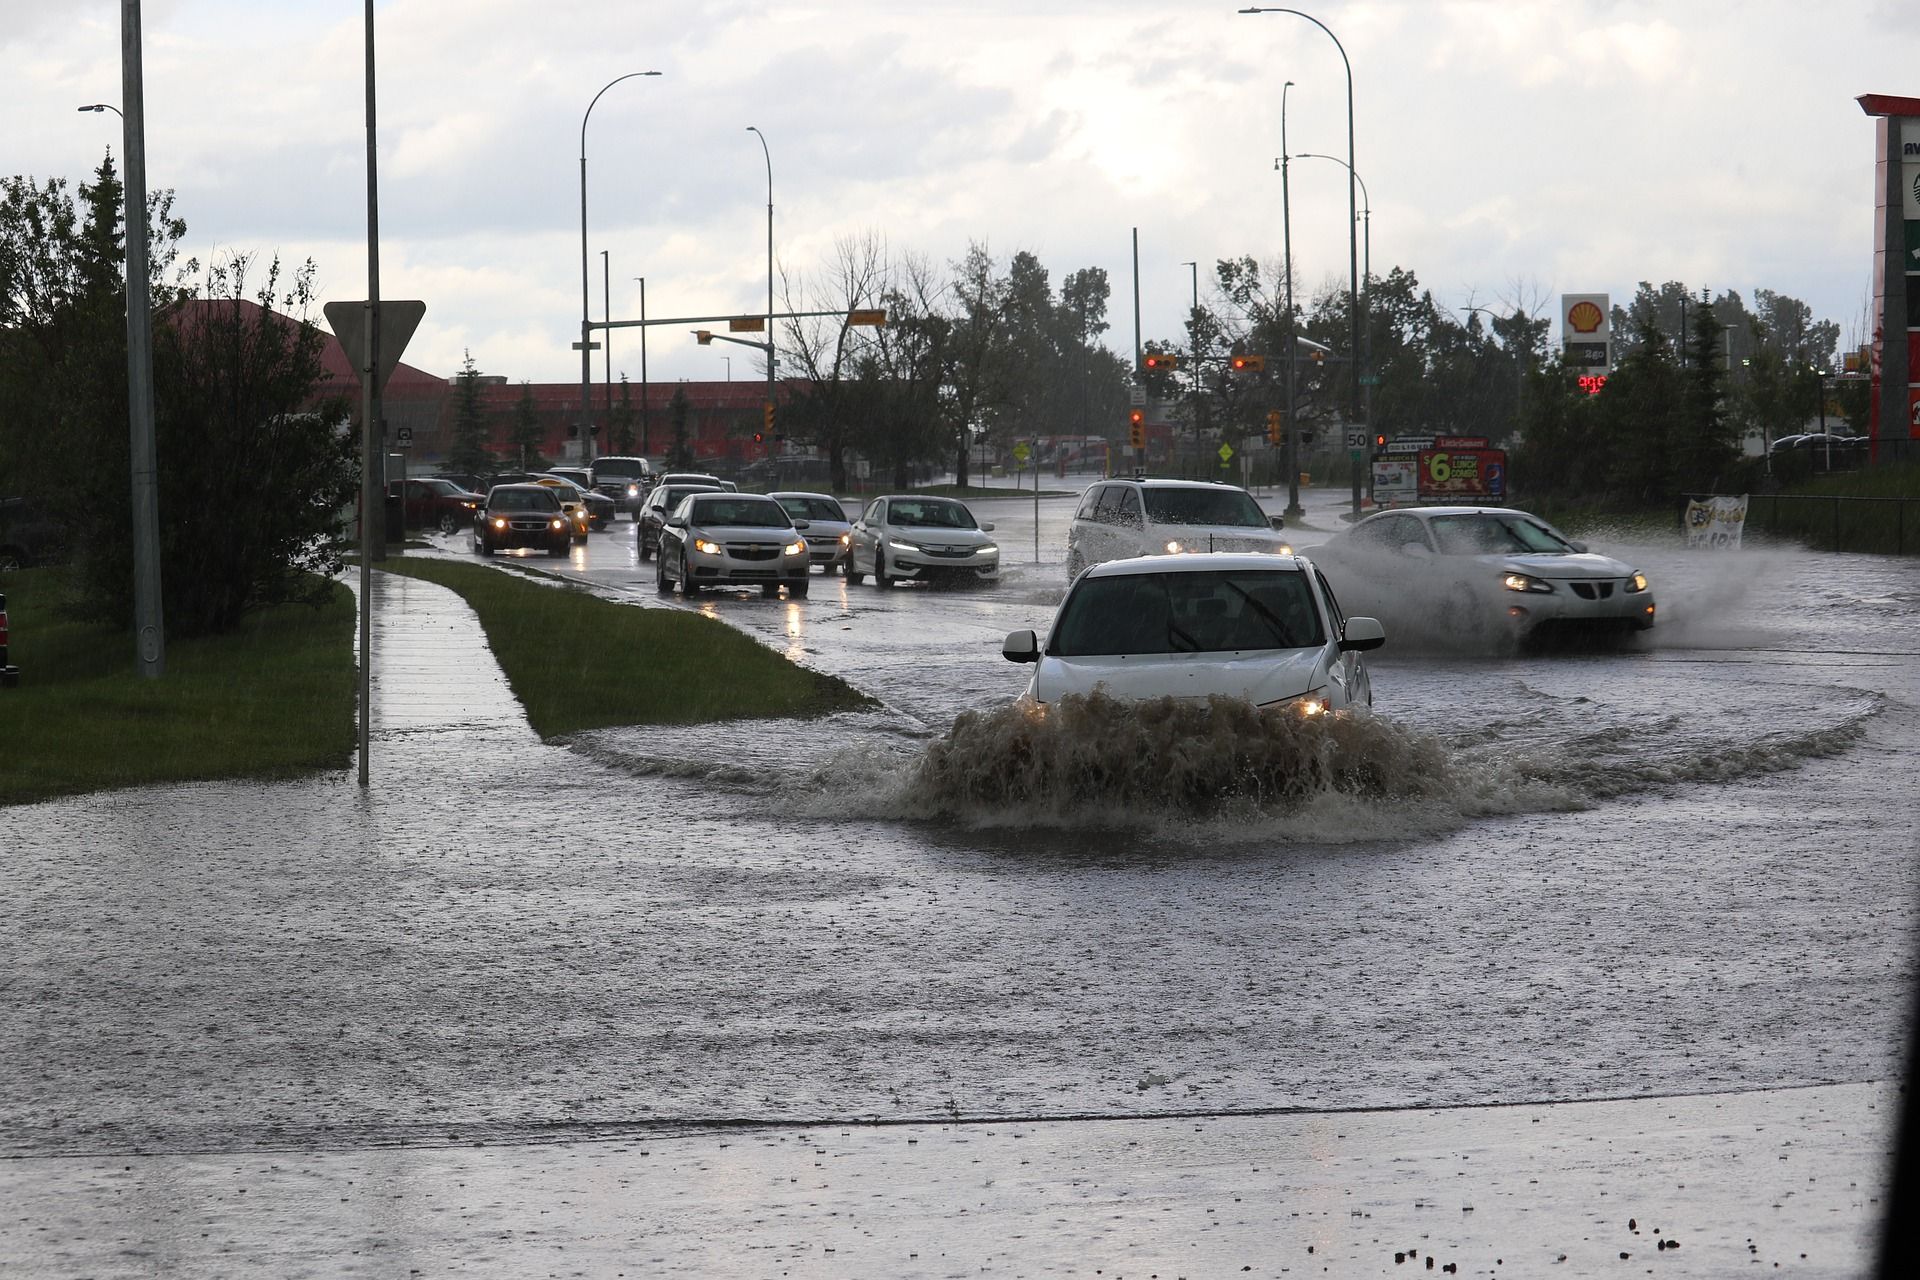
xmin=0 ymin=497 xmax=70 ymax=572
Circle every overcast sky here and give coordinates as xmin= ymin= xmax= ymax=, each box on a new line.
xmin=5 ymin=0 xmax=1915 ymax=387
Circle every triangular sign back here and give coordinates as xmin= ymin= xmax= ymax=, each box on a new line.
xmin=324 ymin=300 xmax=427 ymax=392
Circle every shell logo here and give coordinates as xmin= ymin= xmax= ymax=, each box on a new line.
xmin=1567 ymin=301 xmax=1605 ymax=334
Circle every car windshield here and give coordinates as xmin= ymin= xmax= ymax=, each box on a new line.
xmin=1049 ymin=569 xmax=1323 ymax=656
xmin=1429 ymin=513 xmax=1573 ymax=555
xmin=778 ymin=496 xmax=846 ymax=522
xmin=592 ymin=460 xmax=647 ymax=479
xmin=660 ymin=486 xmax=717 ymax=508
xmin=889 ymin=499 xmax=976 ymax=529
xmin=692 ymin=498 xmax=791 ymax=528
xmin=1141 ymin=487 xmax=1267 ymax=527
xmin=492 ymin=488 xmax=558 ymax=513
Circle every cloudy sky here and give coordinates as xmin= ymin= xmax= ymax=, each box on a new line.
xmin=4 ymin=1 xmax=1914 ymax=387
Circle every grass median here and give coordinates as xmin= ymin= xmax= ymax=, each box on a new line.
xmin=0 ymin=567 xmax=357 ymax=806
xmin=370 ymin=555 xmax=874 ymax=737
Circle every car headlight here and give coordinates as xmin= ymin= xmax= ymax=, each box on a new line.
xmin=1283 ymin=688 xmax=1331 ymax=717
xmin=979 ymin=542 xmax=998 ymax=556
xmin=492 ymin=517 xmax=507 ymax=529
xmin=784 ymin=539 xmax=807 ymax=556
xmin=1267 ymin=542 xmax=1295 ymax=556
xmin=838 ymin=532 xmax=850 ymax=545
xmin=888 ymin=539 xmax=921 ymax=554
xmin=694 ymin=538 xmax=721 ymax=555
xmin=1626 ymin=571 xmax=1649 ymax=593
xmin=549 ymin=518 xmax=565 ymax=530
xmin=462 ymin=500 xmax=478 ymax=510
xmin=1165 ymin=540 xmax=1184 ymax=554
xmin=627 ymin=484 xmax=640 ymax=498
xmin=1502 ymin=572 xmax=1554 ymax=593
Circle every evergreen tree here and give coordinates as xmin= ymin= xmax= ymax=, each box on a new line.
xmin=445 ymin=350 xmax=494 ymax=476
xmin=508 ymin=381 xmax=546 ymax=470
xmin=667 ymin=385 xmax=693 ymax=470
xmin=611 ymin=374 xmax=636 ymax=454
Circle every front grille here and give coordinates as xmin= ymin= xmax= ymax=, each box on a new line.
xmin=507 ymin=518 xmax=552 ymax=531
xmin=727 ymin=544 xmax=780 ymax=561
xmin=1570 ymin=581 xmax=1616 ymax=600
xmin=920 ymin=545 xmax=976 ymax=558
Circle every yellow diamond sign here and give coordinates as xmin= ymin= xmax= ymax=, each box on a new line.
xmin=1217 ymin=442 xmax=1234 ymax=463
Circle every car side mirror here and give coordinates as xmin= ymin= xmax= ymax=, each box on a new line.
xmin=1002 ymin=629 xmax=1040 ymax=663
xmin=1339 ymin=616 xmax=1387 ymax=652
xmin=1269 ymin=515 xmax=1286 ymax=531
xmin=667 ymin=514 xmax=686 ymax=528
xmin=792 ymin=519 xmax=811 ymax=530
xmin=981 ymin=522 xmax=996 ymax=533
xmin=1569 ymin=540 xmax=1589 ymax=554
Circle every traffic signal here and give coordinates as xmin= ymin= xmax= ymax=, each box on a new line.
xmin=752 ymin=432 xmax=764 ymax=444
xmin=1128 ymin=408 xmax=1146 ymax=450
xmin=763 ymin=402 xmax=776 ymax=432
xmin=1265 ymin=409 xmax=1284 ymax=445
xmin=1142 ymin=352 xmax=1181 ymax=373
xmin=1229 ymin=353 xmax=1266 ymax=373
xmin=1373 ymin=433 xmax=1387 ymax=451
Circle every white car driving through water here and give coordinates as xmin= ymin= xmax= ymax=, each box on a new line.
xmin=1002 ymin=553 xmax=1385 ymax=713
xmin=1307 ymin=506 xmax=1655 ymax=648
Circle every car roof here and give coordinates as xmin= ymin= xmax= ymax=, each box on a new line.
xmin=1082 ymin=551 xmax=1305 ymax=578
xmin=874 ymin=493 xmax=969 ymax=503
xmin=769 ymin=491 xmax=842 ymax=503
xmin=1099 ymin=477 xmax=1251 ymax=490
xmin=688 ymin=491 xmax=780 ymax=505
xmin=1362 ymin=505 xmax=1532 ymax=521
xmin=489 ymin=483 xmax=553 ymax=496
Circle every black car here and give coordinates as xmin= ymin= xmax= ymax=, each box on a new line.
xmin=0 ymin=497 xmax=70 ymax=572
xmin=473 ymin=484 xmax=572 ymax=557
xmin=635 ymin=481 xmax=725 ymax=559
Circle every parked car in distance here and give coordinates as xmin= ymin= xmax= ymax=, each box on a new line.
xmin=1066 ymin=478 xmax=1291 ymax=579
xmin=588 ymin=455 xmax=655 ymax=517
xmin=387 ymin=477 xmax=484 ymax=534
xmin=846 ymin=495 xmax=999 ymax=587
xmin=473 ymin=484 xmax=572 ymax=558
xmin=655 ymin=491 xmax=811 ymax=598
xmin=636 ymin=481 xmax=726 ymax=559
xmin=1771 ymin=432 xmax=1865 ymax=472
xmin=428 ymin=473 xmax=488 ymax=496
xmin=545 ymin=469 xmax=617 ymax=530
xmin=1307 ymin=506 xmax=1655 ymax=648
xmin=771 ymin=491 xmax=852 ymax=572
xmin=0 ymin=497 xmax=70 ymax=572
xmin=1001 ymin=553 xmax=1383 ymax=712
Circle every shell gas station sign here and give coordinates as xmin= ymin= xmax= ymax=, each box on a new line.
xmin=1561 ymin=293 xmax=1611 ymax=396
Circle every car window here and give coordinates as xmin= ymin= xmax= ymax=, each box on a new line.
xmin=1075 ymin=486 xmax=1103 ymax=520
xmin=1141 ymin=486 xmax=1265 ymax=527
xmin=693 ymin=498 xmax=791 ymax=527
xmin=1115 ymin=487 xmax=1143 ymax=526
xmin=890 ymin=500 xmax=976 ymax=529
xmin=1430 ymin=513 xmax=1572 ymax=555
xmin=1092 ymin=485 xmax=1124 ymax=523
xmin=1050 ymin=569 xmax=1323 ymax=656
xmin=777 ymin=496 xmax=845 ymax=522
xmin=492 ymin=488 xmax=558 ymax=512
xmin=863 ymin=500 xmax=884 ymax=523
xmin=1314 ymin=568 xmax=1346 ymax=633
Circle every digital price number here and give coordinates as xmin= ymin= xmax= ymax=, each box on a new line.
xmin=1578 ymin=374 xmax=1609 ymax=396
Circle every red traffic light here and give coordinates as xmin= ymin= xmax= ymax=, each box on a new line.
xmin=1142 ymin=353 xmax=1181 ymax=372
xmin=753 ymin=432 xmax=765 ymax=443
xmin=1229 ymin=353 xmax=1266 ymax=373
xmin=1129 ymin=408 xmax=1145 ymax=425
xmin=1373 ymin=433 xmax=1387 ymax=448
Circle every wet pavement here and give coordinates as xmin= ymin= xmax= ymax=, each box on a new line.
xmin=2 ymin=479 xmax=1914 ymax=1275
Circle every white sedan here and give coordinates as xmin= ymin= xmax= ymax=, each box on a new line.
xmin=1002 ymin=553 xmax=1385 ymax=712
xmin=847 ymin=495 xmax=999 ymax=586
xmin=1308 ymin=506 xmax=1654 ymax=648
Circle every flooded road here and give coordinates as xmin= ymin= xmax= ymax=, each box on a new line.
xmin=4 ymin=481 xmax=1916 ymax=1165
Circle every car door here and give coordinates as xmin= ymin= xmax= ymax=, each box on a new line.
xmin=851 ymin=499 xmax=885 ymax=572
xmin=1111 ymin=485 xmax=1146 ymax=558
xmin=1314 ymin=567 xmax=1370 ymax=709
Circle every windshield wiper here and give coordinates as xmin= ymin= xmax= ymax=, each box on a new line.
xmin=1224 ymin=582 xmax=1296 ymax=647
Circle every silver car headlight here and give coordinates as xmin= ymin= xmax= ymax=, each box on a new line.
xmin=1502 ymin=572 xmax=1554 ymax=594
xmin=1626 ymin=571 xmax=1650 ymax=593
xmin=979 ymin=542 xmax=998 ymax=556
xmin=1279 ymin=687 xmax=1331 ymax=717
xmin=694 ymin=538 xmax=721 ymax=555
xmin=1266 ymin=542 xmax=1295 ymax=556
xmin=1165 ymin=539 xmax=1184 ymax=554
xmin=783 ymin=539 xmax=807 ymax=556
xmin=888 ymin=539 xmax=920 ymax=554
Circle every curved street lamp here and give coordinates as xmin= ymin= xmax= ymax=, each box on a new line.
xmin=77 ymin=103 xmax=123 ymax=117
xmin=745 ymin=126 xmax=775 ymax=455
xmin=1240 ymin=6 xmax=1362 ymax=512
xmin=579 ymin=71 xmax=661 ymax=464
xmin=1293 ymin=149 xmax=1372 ymax=441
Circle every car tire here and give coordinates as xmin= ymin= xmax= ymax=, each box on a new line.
xmin=761 ymin=582 xmax=779 ymax=598
xmin=845 ymin=555 xmax=864 ymax=585
xmin=655 ymin=555 xmax=671 ymax=594
xmin=475 ymin=537 xmax=493 ymax=557
xmin=638 ymin=533 xmax=652 ymax=561
xmin=789 ymin=580 xmax=809 ymax=599
xmin=679 ymin=554 xmax=700 ymax=596
xmin=872 ymin=549 xmax=890 ymax=587
xmin=438 ymin=511 xmax=457 ymax=535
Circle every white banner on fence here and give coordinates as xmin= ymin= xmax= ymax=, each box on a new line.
xmin=1685 ymin=494 xmax=1749 ymax=549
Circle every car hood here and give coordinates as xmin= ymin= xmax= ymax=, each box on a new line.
xmin=887 ymin=527 xmax=994 ymax=549
xmin=1032 ymin=647 xmax=1326 ymax=706
xmin=693 ymin=523 xmax=803 ymax=542
xmin=1480 ymin=550 xmax=1635 ymax=579
xmin=1151 ymin=523 xmax=1288 ymax=551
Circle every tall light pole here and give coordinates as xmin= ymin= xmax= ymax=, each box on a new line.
xmin=77 ymin=102 xmax=123 ymax=117
xmin=579 ymin=71 xmax=660 ymax=465
xmin=1294 ymin=150 xmax=1371 ymax=444
xmin=1278 ymin=78 xmax=1302 ymax=517
xmin=633 ymin=277 xmax=650 ymax=454
xmin=1180 ymin=260 xmax=1202 ymax=466
xmin=114 ymin=4 xmax=164 ymax=678
xmin=746 ymin=126 xmax=775 ymax=484
xmin=1241 ymin=6 xmax=1361 ymax=514
xmin=600 ymin=249 xmax=613 ymax=443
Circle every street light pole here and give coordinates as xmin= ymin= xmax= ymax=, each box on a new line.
xmin=1280 ymin=78 xmax=1300 ymax=518
xmin=601 ymin=248 xmax=612 ymax=446
xmin=116 ymin=3 xmax=164 ymax=679
xmin=1242 ymin=7 xmax=1360 ymax=515
xmin=77 ymin=102 xmax=123 ymax=117
xmin=1294 ymin=150 xmax=1371 ymax=460
xmin=633 ymin=277 xmax=650 ymax=454
xmin=746 ymin=126 xmax=775 ymax=486
xmin=1180 ymin=260 xmax=1202 ymax=468
xmin=579 ymin=71 xmax=660 ymax=466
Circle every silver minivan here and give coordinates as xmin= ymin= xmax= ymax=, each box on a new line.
xmin=1065 ymin=478 xmax=1292 ymax=579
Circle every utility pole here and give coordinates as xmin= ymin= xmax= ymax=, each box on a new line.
xmin=1131 ymin=227 xmax=1143 ymax=473
xmin=120 ymin=0 xmax=165 ymax=678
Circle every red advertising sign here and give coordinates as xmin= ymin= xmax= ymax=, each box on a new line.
xmin=1432 ymin=435 xmax=1489 ymax=449
xmin=1418 ymin=448 xmax=1508 ymax=501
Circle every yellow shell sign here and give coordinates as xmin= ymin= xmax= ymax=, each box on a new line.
xmin=1567 ymin=300 xmax=1605 ymax=334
